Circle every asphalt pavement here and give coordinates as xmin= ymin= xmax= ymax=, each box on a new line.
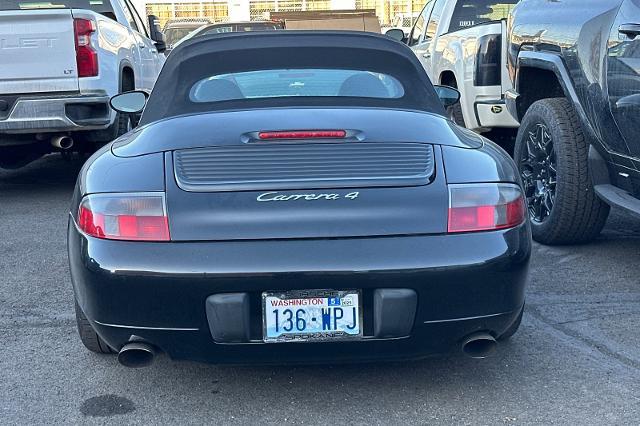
xmin=1 ymin=154 xmax=639 ymax=425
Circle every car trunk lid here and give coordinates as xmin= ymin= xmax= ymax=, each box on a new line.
xmin=166 ymin=139 xmax=449 ymax=241
xmin=113 ymin=108 xmax=479 ymax=241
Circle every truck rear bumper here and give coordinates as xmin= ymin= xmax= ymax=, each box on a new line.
xmin=504 ymin=90 xmax=520 ymax=121
xmin=474 ymin=100 xmax=520 ymax=129
xmin=0 ymin=94 xmax=112 ymax=134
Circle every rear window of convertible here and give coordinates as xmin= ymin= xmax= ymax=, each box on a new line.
xmin=189 ymin=69 xmax=405 ymax=103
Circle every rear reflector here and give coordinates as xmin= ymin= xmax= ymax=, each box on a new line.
xmin=258 ymin=130 xmax=346 ymax=140
xmin=74 ymin=18 xmax=98 ymax=78
xmin=77 ymin=193 xmax=170 ymax=241
xmin=448 ymin=183 xmax=525 ymax=233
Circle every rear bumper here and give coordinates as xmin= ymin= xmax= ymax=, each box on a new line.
xmin=504 ymin=89 xmax=520 ymax=122
xmin=69 ymin=220 xmax=531 ymax=364
xmin=0 ymin=93 xmax=112 ymax=134
xmin=474 ymin=100 xmax=520 ymax=129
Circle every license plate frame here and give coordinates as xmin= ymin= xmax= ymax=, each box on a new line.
xmin=262 ymin=289 xmax=363 ymax=343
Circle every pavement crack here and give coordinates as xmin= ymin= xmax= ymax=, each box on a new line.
xmin=554 ymin=311 xmax=640 ymax=326
xmin=0 ymin=315 xmax=75 ymax=330
xmin=527 ymin=306 xmax=640 ymax=372
xmin=527 ymin=299 xmax=640 ymax=306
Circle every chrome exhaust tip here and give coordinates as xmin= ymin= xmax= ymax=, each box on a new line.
xmin=117 ymin=342 xmax=156 ymax=368
xmin=51 ymin=135 xmax=74 ymax=150
xmin=461 ymin=332 xmax=497 ymax=359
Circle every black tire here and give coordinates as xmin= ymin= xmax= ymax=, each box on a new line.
xmin=497 ymin=305 xmax=524 ymax=341
xmin=447 ymin=101 xmax=465 ymax=127
xmin=90 ymin=72 xmax=134 ymax=143
xmin=75 ymin=300 xmax=115 ymax=354
xmin=514 ymin=98 xmax=609 ymax=245
xmin=113 ymin=110 xmax=132 ymax=136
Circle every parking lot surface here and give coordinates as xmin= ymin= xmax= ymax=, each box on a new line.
xmin=1 ymin=154 xmax=639 ymax=425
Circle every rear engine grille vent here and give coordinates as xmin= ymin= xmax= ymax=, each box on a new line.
xmin=173 ymin=142 xmax=435 ymax=192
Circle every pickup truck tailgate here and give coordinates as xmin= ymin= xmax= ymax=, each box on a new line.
xmin=0 ymin=9 xmax=78 ymax=94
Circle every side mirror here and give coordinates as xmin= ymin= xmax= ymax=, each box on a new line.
xmin=434 ymin=85 xmax=461 ymax=108
xmin=148 ymin=15 xmax=166 ymax=53
xmin=385 ymin=28 xmax=406 ymax=43
xmin=110 ymin=91 xmax=148 ymax=114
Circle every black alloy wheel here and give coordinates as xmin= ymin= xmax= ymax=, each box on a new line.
xmin=519 ymin=122 xmax=557 ymax=223
xmin=513 ymin=98 xmax=609 ymax=245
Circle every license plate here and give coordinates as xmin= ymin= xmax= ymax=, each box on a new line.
xmin=262 ymin=290 xmax=362 ymax=342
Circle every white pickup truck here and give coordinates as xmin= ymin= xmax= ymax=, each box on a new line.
xmin=394 ymin=0 xmax=520 ymax=138
xmin=0 ymin=0 xmax=166 ymax=169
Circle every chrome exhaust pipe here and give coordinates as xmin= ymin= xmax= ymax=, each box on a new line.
xmin=461 ymin=332 xmax=497 ymax=359
xmin=117 ymin=342 xmax=156 ymax=368
xmin=51 ymin=135 xmax=74 ymax=150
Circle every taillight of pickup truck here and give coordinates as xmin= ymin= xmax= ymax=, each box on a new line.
xmin=74 ymin=18 xmax=98 ymax=77
xmin=474 ymin=34 xmax=501 ymax=87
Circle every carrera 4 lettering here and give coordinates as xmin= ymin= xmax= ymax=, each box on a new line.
xmin=257 ymin=191 xmax=359 ymax=202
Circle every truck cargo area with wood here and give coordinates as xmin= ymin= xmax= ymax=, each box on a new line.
xmin=272 ymin=9 xmax=381 ymax=32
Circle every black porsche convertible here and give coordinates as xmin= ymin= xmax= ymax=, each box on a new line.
xmin=68 ymin=31 xmax=531 ymax=368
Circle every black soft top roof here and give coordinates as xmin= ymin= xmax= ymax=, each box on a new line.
xmin=140 ymin=31 xmax=444 ymax=125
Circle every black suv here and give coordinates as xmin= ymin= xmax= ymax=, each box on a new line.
xmin=506 ymin=0 xmax=640 ymax=244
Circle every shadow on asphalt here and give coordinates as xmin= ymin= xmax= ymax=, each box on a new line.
xmin=0 ymin=153 xmax=85 ymax=187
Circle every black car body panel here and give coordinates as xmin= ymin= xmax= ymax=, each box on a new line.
xmin=77 ymin=146 xmax=165 ymax=194
xmin=113 ymin=108 xmax=482 ymax=158
xmin=507 ymin=0 xmax=640 ymax=211
xmin=442 ymin=140 xmax=520 ymax=184
xmin=69 ymin=220 xmax=530 ymax=363
xmin=69 ymin=31 xmax=531 ymax=364
xmin=164 ymin=147 xmax=449 ymax=241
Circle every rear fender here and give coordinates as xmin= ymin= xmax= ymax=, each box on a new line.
xmin=442 ymin=139 xmax=519 ymax=184
xmin=71 ymin=146 xmax=165 ymax=219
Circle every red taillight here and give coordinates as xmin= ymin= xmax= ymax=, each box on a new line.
xmin=77 ymin=194 xmax=170 ymax=241
xmin=448 ymin=184 xmax=526 ymax=233
xmin=258 ymin=130 xmax=347 ymax=140
xmin=74 ymin=18 xmax=98 ymax=78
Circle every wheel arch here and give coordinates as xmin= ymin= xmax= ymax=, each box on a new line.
xmin=514 ymin=51 xmax=597 ymax=142
xmin=119 ymin=61 xmax=136 ymax=92
xmin=438 ymin=69 xmax=468 ymax=127
xmin=439 ymin=70 xmax=457 ymax=88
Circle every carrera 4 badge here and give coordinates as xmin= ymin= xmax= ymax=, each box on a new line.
xmin=257 ymin=191 xmax=360 ymax=202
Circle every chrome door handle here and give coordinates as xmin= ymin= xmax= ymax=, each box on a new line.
xmin=422 ymin=53 xmax=431 ymax=59
xmin=138 ymin=43 xmax=146 ymax=49
xmin=619 ymin=23 xmax=640 ymax=39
